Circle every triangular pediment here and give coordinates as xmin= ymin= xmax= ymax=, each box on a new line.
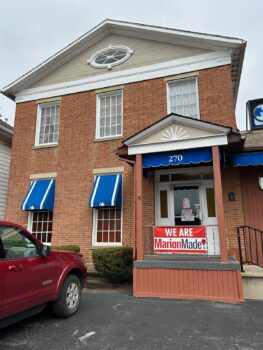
xmin=2 ymin=19 xmax=245 ymax=102
xmin=124 ymin=114 xmax=231 ymax=155
xmin=31 ymin=34 xmax=210 ymax=89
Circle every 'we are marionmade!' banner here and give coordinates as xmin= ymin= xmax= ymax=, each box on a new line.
xmin=154 ymin=226 xmax=207 ymax=254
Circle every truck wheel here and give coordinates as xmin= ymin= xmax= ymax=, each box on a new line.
xmin=52 ymin=275 xmax=81 ymax=318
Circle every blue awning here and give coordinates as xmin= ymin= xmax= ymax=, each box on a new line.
xmin=232 ymin=152 xmax=263 ymax=167
xmin=143 ymin=148 xmax=213 ymax=168
xmin=21 ymin=179 xmax=55 ymax=211
xmin=89 ymin=174 xmax=122 ymax=208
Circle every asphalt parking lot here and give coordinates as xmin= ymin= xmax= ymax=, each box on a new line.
xmin=0 ymin=288 xmax=262 ymax=350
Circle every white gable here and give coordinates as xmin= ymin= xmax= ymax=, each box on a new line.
xmin=124 ymin=114 xmax=231 ymax=155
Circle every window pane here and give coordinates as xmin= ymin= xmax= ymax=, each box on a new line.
xmin=98 ymin=92 xmax=122 ymax=137
xmin=30 ymin=211 xmax=53 ymax=244
xmin=174 ymin=186 xmax=201 ymax=226
xmin=169 ymin=79 xmax=198 ymax=118
xmin=38 ymin=103 xmax=60 ymax=145
xmin=95 ymin=207 xmax=122 ymax=244
xmin=160 ymin=190 xmax=168 ymax=218
xmin=171 ymin=172 xmax=201 ymax=181
xmin=206 ymin=188 xmax=216 ymax=217
xmin=160 ymin=174 xmax=170 ymax=182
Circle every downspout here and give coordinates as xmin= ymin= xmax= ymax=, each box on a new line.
xmin=118 ymin=156 xmax=137 ymax=260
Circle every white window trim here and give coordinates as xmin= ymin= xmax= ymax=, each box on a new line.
xmin=96 ymin=90 xmax=123 ymax=140
xmin=27 ymin=211 xmax=52 ymax=246
xmin=166 ymin=77 xmax=200 ymax=119
xmin=92 ymin=208 xmax=123 ymax=247
xmin=35 ymin=102 xmax=60 ymax=147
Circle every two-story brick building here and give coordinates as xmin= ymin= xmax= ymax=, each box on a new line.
xmin=2 ymin=19 xmax=248 ymax=302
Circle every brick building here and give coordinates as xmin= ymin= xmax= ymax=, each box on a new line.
xmin=2 ymin=20 xmax=250 ymax=301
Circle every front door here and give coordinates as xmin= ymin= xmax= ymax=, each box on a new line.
xmin=201 ymin=182 xmax=219 ymax=255
xmin=156 ymin=169 xmax=220 ymax=255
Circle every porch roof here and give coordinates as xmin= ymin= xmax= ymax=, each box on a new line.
xmin=123 ymin=113 xmax=231 ymax=155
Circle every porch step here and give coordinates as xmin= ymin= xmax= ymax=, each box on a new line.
xmin=242 ymin=264 xmax=263 ymax=300
xmin=145 ymin=254 xmax=221 ymax=262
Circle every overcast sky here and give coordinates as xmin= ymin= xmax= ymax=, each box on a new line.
xmin=0 ymin=0 xmax=262 ymax=130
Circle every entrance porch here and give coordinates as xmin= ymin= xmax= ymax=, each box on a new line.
xmin=122 ymin=113 xmax=244 ymax=302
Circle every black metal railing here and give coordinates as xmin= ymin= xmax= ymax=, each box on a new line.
xmin=237 ymin=226 xmax=263 ymax=272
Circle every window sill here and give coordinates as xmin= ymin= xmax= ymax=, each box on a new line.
xmin=93 ymin=136 xmax=124 ymax=143
xmin=91 ymin=244 xmax=122 ymax=249
xmin=32 ymin=143 xmax=58 ymax=150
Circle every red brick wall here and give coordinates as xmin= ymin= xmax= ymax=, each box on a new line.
xmin=199 ymin=65 xmax=236 ymax=128
xmin=5 ymin=64 xmax=237 ymax=262
xmin=222 ymin=167 xmax=244 ymax=258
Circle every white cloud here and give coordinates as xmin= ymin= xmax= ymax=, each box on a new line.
xmin=0 ymin=0 xmax=262 ymax=129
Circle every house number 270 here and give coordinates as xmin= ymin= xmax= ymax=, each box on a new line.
xmin=168 ymin=155 xmax=183 ymax=163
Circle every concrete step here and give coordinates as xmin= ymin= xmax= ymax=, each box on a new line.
xmin=242 ymin=264 xmax=263 ymax=300
xmin=145 ymin=254 xmax=222 ymax=261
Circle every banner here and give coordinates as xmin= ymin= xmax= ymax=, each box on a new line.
xmin=154 ymin=226 xmax=207 ymax=254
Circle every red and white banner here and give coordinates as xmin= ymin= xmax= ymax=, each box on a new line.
xmin=154 ymin=226 xmax=207 ymax=254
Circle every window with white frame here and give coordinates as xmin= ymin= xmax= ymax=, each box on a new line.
xmin=93 ymin=207 xmax=122 ymax=245
xmin=168 ymin=78 xmax=199 ymax=118
xmin=96 ymin=91 xmax=122 ymax=138
xmin=28 ymin=211 xmax=53 ymax=244
xmin=35 ymin=102 xmax=60 ymax=146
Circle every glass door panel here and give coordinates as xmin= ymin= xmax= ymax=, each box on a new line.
xmin=174 ymin=186 xmax=201 ymax=225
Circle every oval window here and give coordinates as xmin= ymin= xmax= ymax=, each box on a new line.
xmin=88 ymin=45 xmax=133 ymax=69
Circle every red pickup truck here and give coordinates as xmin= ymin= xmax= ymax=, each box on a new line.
xmin=0 ymin=221 xmax=87 ymax=329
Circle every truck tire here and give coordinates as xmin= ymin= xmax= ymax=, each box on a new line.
xmin=52 ymin=275 xmax=81 ymax=318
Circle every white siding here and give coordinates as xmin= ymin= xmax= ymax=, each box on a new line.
xmin=0 ymin=140 xmax=11 ymax=219
xmin=32 ymin=34 xmax=210 ymax=89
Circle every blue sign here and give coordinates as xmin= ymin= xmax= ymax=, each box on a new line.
xmin=253 ymin=104 xmax=263 ymax=126
xmin=248 ymin=98 xmax=263 ymax=129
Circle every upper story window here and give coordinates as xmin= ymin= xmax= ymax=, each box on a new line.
xmin=35 ymin=102 xmax=60 ymax=146
xmin=96 ymin=91 xmax=122 ymax=139
xmin=88 ymin=45 xmax=133 ymax=70
xmin=168 ymin=77 xmax=199 ymax=119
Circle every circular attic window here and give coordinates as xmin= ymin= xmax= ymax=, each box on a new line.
xmin=88 ymin=45 xmax=133 ymax=70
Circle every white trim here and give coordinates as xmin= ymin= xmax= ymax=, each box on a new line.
xmin=40 ymin=179 xmax=54 ymax=210
xmin=96 ymin=90 xmax=123 ymax=140
xmin=30 ymin=172 xmax=57 ymax=180
xmin=15 ymin=51 xmax=231 ymax=103
xmin=27 ymin=211 xmax=33 ymax=232
xmin=35 ymin=102 xmax=60 ymax=147
xmin=22 ymin=180 xmax=36 ymax=210
xmin=167 ymin=76 xmax=200 ymax=118
xmin=105 ymin=20 xmax=245 ymax=47
xmin=127 ymin=134 xmax=228 ymax=155
xmin=93 ymin=167 xmax=124 ymax=174
xmin=124 ymin=113 xmax=230 ymax=146
xmin=111 ymin=174 xmax=120 ymax=206
xmin=90 ymin=176 xmax=100 ymax=207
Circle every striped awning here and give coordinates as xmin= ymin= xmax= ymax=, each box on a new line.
xmin=88 ymin=174 xmax=122 ymax=208
xmin=21 ymin=179 xmax=55 ymax=211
